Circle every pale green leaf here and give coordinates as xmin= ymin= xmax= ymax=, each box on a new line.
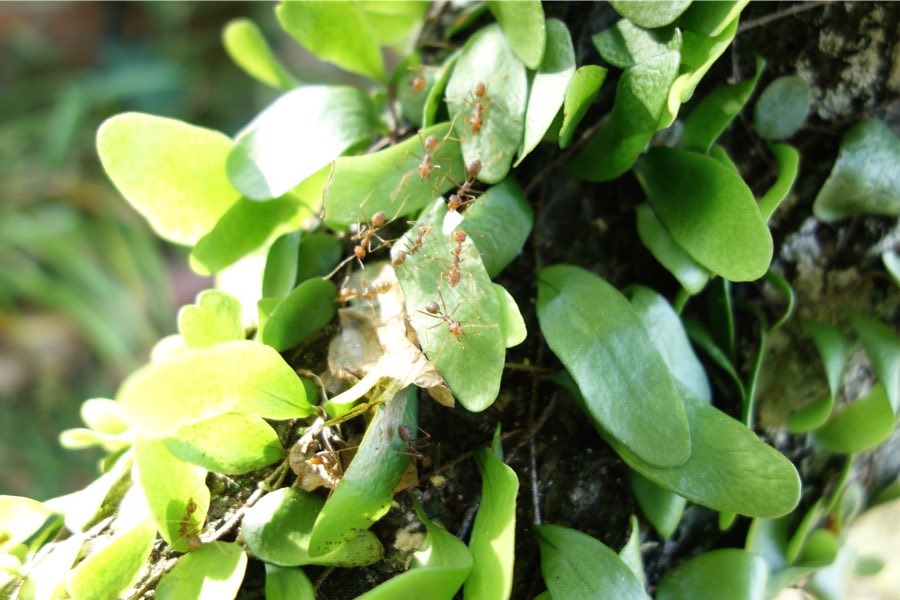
xmin=754 ymin=75 xmax=811 ymax=140
xmin=260 ymin=278 xmax=336 ymax=352
xmin=18 ymin=533 xmax=84 ymax=600
xmin=487 ymin=0 xmax=546 ymax=69
xmin=262 ymin=232 xmax=301 ymax=299
xmin=223 ymin=18 xmax=298 ymax=89
xmin=558 ymin=65 xmax=606 ymax=149
xmin=446 ymin=25 xmax=528 ymax=184
xmin=883 ymin=250 xmax=900 ymax=286
xmin=610 ymin=0 xmax=693 ymax=28
xmin=276 ymin=1 xmax=385 ymax=81
xmin=656 ymin=549 xmax=767 ymax=600
xmin=629 ymin=470 xmax=685 ymax=539
xmin=66 ymin=518 xmax=156 ymax=600
xmin=358 ymin=2 xmax=428 ymax=53
xmin=619 ymin=515 xmax=647 ymax=584
xmin=164 ymin=413 xmax=283 ymax=475
xmin=80 ymin=398 xmax=128 ymax=435
xmin=813 ymin=119 xmax=900 ymax=221
xmin=119 ymin=340 xmax=312 ymax=435
xmin=635 ymin=203 xmax=710 ymax=295
xmin=537 ymin=264 xmax=690 ymax=467
xmin=156 ymin=542 xmax=247 ymax=600
xmin=0 ymin=496 xmax=57 ymax=555
xmin=264 ymin=564 xmax=315 ymax=600
xmin=592 ymin=19 xmax=681 ymax=70
xmin=228 ymin=86 xmax=377 ymax=200
xmin=516 ymin=19 xmax=575 ymax=165
xmin=759 ymin=143 xmax=800 ymax=221
xmin=96 ymin=113 xmax=240 ymax=245
xmin=814 ymin=384 xmax=895 ymax=454
xmin=635 ymin=147 xmax=773 ymax=281
xmin=178 ymin=290 xmax=244 ymax=349
xmin=493 ymin=283 xmax=526 ymax=348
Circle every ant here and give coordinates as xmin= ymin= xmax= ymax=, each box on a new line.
xmin=409 ymin=74 xmax=426 ymax=93
xmin=418 ymin=291 xmax=467 ymax=344
xmin=392 ymin=224 xmax=432 ymax=266
xmin=177 ymin=498 xmax=203 ymax=552
xmin=336 ymin=278 xmax=392 ymax=303
xmin=446 ymin=160 xmax=483 ymax=212
xmin=397 ymin=424 xmax=432 ymax=470
xmin=417 ymin=134 xmax=441 ymax=181
xmin=325 ymin=209 xmax=393 ymax=280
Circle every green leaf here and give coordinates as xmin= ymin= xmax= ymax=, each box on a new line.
xmin=79 ymin=398 xmax=128 ymax=435
xmin=566 ymin=51 xmax=680 ymax=181
xmin=611 ymin=387 xmax=801 ymax=518
xmin=627 ymin=285 xmax=711 ymax=402
xmin=883 ymin=250 xmax=900 ymax=286
xmin=323 ymin=122 xmax=465 ymax=225
xmin=804 ymin=544 xmax=855 ymax=600
xmin=851 ymin=313 xmax=900 ymax=413
xmin=260 ymin=278 xmax=337 ymax=352
xmin=787 ymin=322 xmax=850 ymax=433
xmin=629 ymin=470 xmax=686 ymax=538
xmin=813 ymin=119 xmax=900 ymax=221
xmin=190 ymin=196 xmax=305 ymax=275
xmin=357 ymin=502 xmax=473 ymax=600
xmin=537 ymin=264 xmax=690 ymax=467
xmin=96 ymin=113 xmax=240 ymax=245
xmin=516 ymin=19 xmax=574 ymax=165
xmin=558 ymin=65 xmax=607 ymax=149
xmin=276 ymin=1 xmax=385 ymax=81
xmin=446 ymin=24 xmax=528 ymax=184
xmin=494 ymin=284 xmax=527 ymax=349
xmin=592 ymin=19 xmax=682 ymax=70
xmin=656 ymin=549 xmax=767 ymax=600
xmin=424 ymin=52 xmax=460 ymax=128
xmin=263 ymin=232 xmax=301 ymax=299
xmin=450 ymin=176 xmax=533 ymax=277
xmin=178 ymin=290 xmax=244 ymax=349
xmin=66 ymin=518 xmax=156 ymax=600
xmin=242 ymin=488 xmax=383 ymax=567
xmin=464 ymin=445 xmax=519 ymax=600
xmin=619 ymin=515 xmax=646 ymax=584
xmin=635 ymin=203 xmax=710 ymax=295
xmin=0 ymin=496 xmax=57 ymax=555
xmin=163 ymin=413 xmax=283 ymax=475
xmin=814 ymin=384 xmax=895 ymax=454
xmin=679 ymin=0 xmax=749 ymax=36
xmin=309 ymin=387 xmax=414 ymax=555
xmin=487 ymin=0 xmax=546 ymax=69
xmin=358 ymin=2 xmax=428 ymax=53
xmin=759 ymin=143 xmax=800 ymax=221
xmin=393 ymin=201 xmax=506 ymax=412
xmin=682 ymin=57 xmax=764 ymax=153
xmin=223 ymin=18 xmax=298 ymax=89
xmin=536 ymin=524 xmax=648 ymax=600
xmin=754 ymin=75 xmax=811 ymax=140
xmin=394 ymin=54 xmax=431 ymax=128
xmin=684 ymin=318 xmax=745 ymax=397
xmin=134 ymin=437 xmax=209 ymax=552
xmin=157 ymin=542 xmax=247 ymax=600
xmin=228 ymin=86 xmax=377 ymax=200
xmin=120 ymin=340 xmax=312 ymax=435
xmin=18 ymin=532 xmax=85 ymax=600
xmin=264 ymin=564 xmax=315 ymax=600
xmin=634 ymin=147 xmax=773 ymax=281
xmin=610 ymin=0 xmax=693 ymax=28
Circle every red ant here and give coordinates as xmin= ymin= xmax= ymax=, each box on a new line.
xmin=446 ymin=160 xmax=483 ymax=211
xmin=444 ymin=230 xmax=467 ymax=288
xmin=409 ymin=75 xmax=426 ymax=93
xmin=177 ymin=498 xmax=203 ymax=551
xmin=336 ymin=279 xmax=392 ymax=303
xmin=392 ymin=224 xmax=432 ymax=266
xmin=417 ymin=134 xmax=441 ymax=181
xmin=418 ymin=291 xmax=467 ymax=343
xmin=397 ymin=424 xmax=432 ymax=470
xmin=325 ymin=210 xmax=392 ymax=279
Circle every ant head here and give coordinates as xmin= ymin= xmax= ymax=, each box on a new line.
xmin=449 ymin=321 xmax=463 ymax=337
xmin=425 ymin=300 xmax=440 ymax=314
xmin=473 ymin=81 xmax=486 ymax=98
xmin=448 ymin=194 xmax=462 ymax=211
xmin=410 ymin=75 xmax=426 ymax=92
xmin=453 ymin=230 xmax=467 ymax=244
xmin=375 ymin=280 xmax=391 ymax=294
xmin=398 ymin=423 xmax=413 ymax=443
xmin=466 ymin=160 xmax=482 ymax=179
xmin=424 ymin=135 xmax=440 ymax=153
xmin=372 ymin=211 xmax=386 ymax=227
xmin=354 ymin=245 xmax=367 ymax=260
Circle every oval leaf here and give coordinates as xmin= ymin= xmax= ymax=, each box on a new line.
xmin=260 ymin=278 xmax=337 ymax=352
xmin=119 ymin=340 xmax=312 ymax=435
xmin=487 ymin=0 xmax=546 ymax=69
xmin=537 ymin=264 xmax=690 ymax=467
xmin=228 ymin=86 xmax=376 ymax=200
xmin=66 ymin=518 xmax=156 ymax=600
xmin=516 ymin=19 xmax=575 ymax=165
xmin=634 ymin=147 xmax=773 ymax=281
xmin=156 ymin=542 xmax=247 ymax=600
xmin=656 ymin=549 xmax=768 ymax=600
xmin=593 ymin=19 xmax=682 ymax=70
xmin=223 ymin=18 xmax=297 ymax=89
xmin=610 ymin=0 xmax=693 ymax=28
xmin=754 ymin=75 xmax=811 ymax=140
xmin=446 ymin=25 xmax=528 ymax=184
xmin=178 ymin=290 xmax=244 ymax=349
xmin=635 ymin=203 xmax=710 ymax=294
xmin=536 ymin=524 xmax=648 ymax=600
xmin=679 ymin=0 xmax=749 ymax=36
xmin=814 ymin=384 xmax=895 ymax=454
xmin=559 ymin=65 xmax=607 ymax=149
xmin=163 ymin=413 xmax=283 ymax=475
xmin=96 ymin=113 xmax=240 ymax=246
xmin=265 ymin=564 xmax=315 ymax=600
xmin=494 ymin=283 xmax=527 ymax=349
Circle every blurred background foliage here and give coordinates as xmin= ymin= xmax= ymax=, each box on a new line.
xmin=0 ymin=2 xmax=290 ymax=499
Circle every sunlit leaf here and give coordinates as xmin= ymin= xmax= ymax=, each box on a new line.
xmin=814 ymin=384 xmax=895 ymax=454
xmin=754 ymin=75 xmax=811 ymax=140
xmin=758 ymin=143 xmax=800 ymax=221
xmin=656 ymin=549 xmax=767 ymax=600
xmin=223 ymin=18 xmax=298 ymax=89
xmin=264 ymin=564 xmax=315 ymax=600
xmin=813 ymin=119 xmax=900 ymax=221
xmin=18 ymin=533 xmax=85 ymax=600
xmin=156 ymin=542 xmax=247 ymax=600
xmin=536 ymin=524 xmax=648 ymax=600
xmin=592 ymin=19 xmax=681 ymax=70
xmin=80 ymin=398 xmax=128 ymax=436
xmin=228 ymin=86 xmax=377 ymax=200
xmin=359 ymin=2 xmax=429 ymax=53
xmin=494 ymin=284 xmax=526 ymax=349
xmin=178 ymin=290 xmax=244 ymax=349
xmin=276 ymin=1 xmax=385 ymax=81
xmin=66 ymin=518 xmax=156 ymax=600
xmin=0 ymin=497 xmax=57 ymax=555
xmin=804 ymin=544 xmax=855 ymax=600
xmin=487 ymin=0 xmax=546 ymax=69
xmin=851 ymin=313 xmax=900 ymax=413
xmin=613 ymin=0 xmax=692 ymax=28
xmin=242 ymin=488 xmax=383 ymax=567
xmin=446 ymin=25 xmax=528 ymax=184
xmin=635 ymin=204 xmax=710 ymax=295
xmin=120 ymin=340 xmax=312 ymax=435
xmin=537 ymin=264 xmax=690 ymax=467
xmin=97 ymin=113 xmax=240 ymax=245
xmin=260 ymin=278 xmax=337 ymax=352
xmin=629 ymin=470 xmax=686 ymax=539
xmin=163 ymin=413 xmax=283 ymax=475
xmin=558 ymin=66 xmax=607 ymax=149
xmin=516 ymin=19 xmax=574 ymax=165
xmin=635 ymin=147 xmax=773 ymax=281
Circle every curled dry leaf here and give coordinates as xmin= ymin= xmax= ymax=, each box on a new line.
xmin=289 ymin=416 xmax=352 ymax=492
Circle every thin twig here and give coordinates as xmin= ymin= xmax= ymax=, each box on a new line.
xmin=737 ymin=0 xmax=829 ymax=34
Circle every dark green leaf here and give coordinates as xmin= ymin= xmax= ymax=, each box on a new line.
xmin=228 ymin=86 xmax=377 ymax=200
xmin=516 ymin=19 xmax=575 ymax=165
xmin=262 ymin=232 xmax=301 ymax=299
xmin=537 ymin=264 xmax=690 ymax=467
xmin=178 ymin=290 xmax=244 ymax=349
xmin=635 ymin=203 xmax=710 ymax=295
xmin=656 ymin=549 xmax=767 ymax=600
xmin=592 ymin=19 xmax=681 ymax=70
xmin=754 ymin=75 xmax=811 ymax=140
xmin=163 ymin=413 xmax=283 ymax=475
xmin=558 ymin=65 xmax=607 ymax=149
xmin=295 ymin=233 xmax=343 ymax=283
xmin=566 ymin=51 xmax=680 ymax=181
xmin=759 ymin=143 xmax=800 ymax=221
xmin=260 ymin=278 xmax=337 ymax=352
xmin=629 ymin=470 xmax=686 ymax=538
xmin=635 ymin=147 xmax=773 ymax=281
xmin=536 ymin=524 xmax=648 ymax=600
xmin=446 ymin=25 xmax=528 ymax=184
xmin=851 ymin=313 xmax=900 ymax=413
xmin=787 ymin=322 xmax=849 ymax=433
xmin=813 ymin=119 xmax=900 ymax=221
xmin=222 ymin=18 xmax=298 ymax=89
xmin=487 ymin=0 xmax=546 ymax=69
xmin=424 ymin=52 xmax=460 ymax=128
xmin=276 ymin=1 xmax=385 ymax=81
xmin=610 ymin=0 xmax=693 ymax=28
xmin=96 ymin=113 xmax=240 ymax=245
xmin=156 ymin=542 xmax=247 ymax=600
xmin=394 ymin=54 xmax=430 ymax=128
xmin=679 ymin=0 xmax=749 ymax=36
xmin=814 ymin=384 xmax=895 ymax=454
xmin=264 ymin=565 xmax=315 ymax=600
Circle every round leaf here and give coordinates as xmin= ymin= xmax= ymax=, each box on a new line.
xmin=80 ymin=398 xmax=128 ymax=435
xmin=592 ymin=19 xmax=682 ymax=70
xmin=156 ymin=542 xmax=247 ymax=600
xmin=634 ymin=147 xmax=773 ymax=281
xmin=754 ymin=75 xmax=811 ymax=140
xmin=656 ymin=549 xmax=767 ymax=600
xmin=487 ymin=0 xmax=546 ymax=69
xmin=0 ymin=496 xmax=57 ymax=555
xmin=178 ymin=290 xmax=244 ymax=349
xmin=537 ymin=264 xmax=691 ymax=467
xmin=96 ymin=113 xmax=240 ymax=246
xmin=610 ymin=0 xmax=693 ymax=28
xmin=260 ymin=278 xmax=337 ymax=352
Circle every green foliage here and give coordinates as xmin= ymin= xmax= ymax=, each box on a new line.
xmin=558 ymin=65 xmax=607 ymax=148
xmin=656 ymin=549 xmax=767 ymax=600
xmin=156 ymin=542 xmax=247 ymax=599
xmin=754 ymin=75 xmax=811 ymax=140
xmin=487 ymin=0 xmax=547 ymax=70
xmin=66 ymin=518 xmax=157 ymax=600
xmin=223 ymin=18 xmax=298 ymax=89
